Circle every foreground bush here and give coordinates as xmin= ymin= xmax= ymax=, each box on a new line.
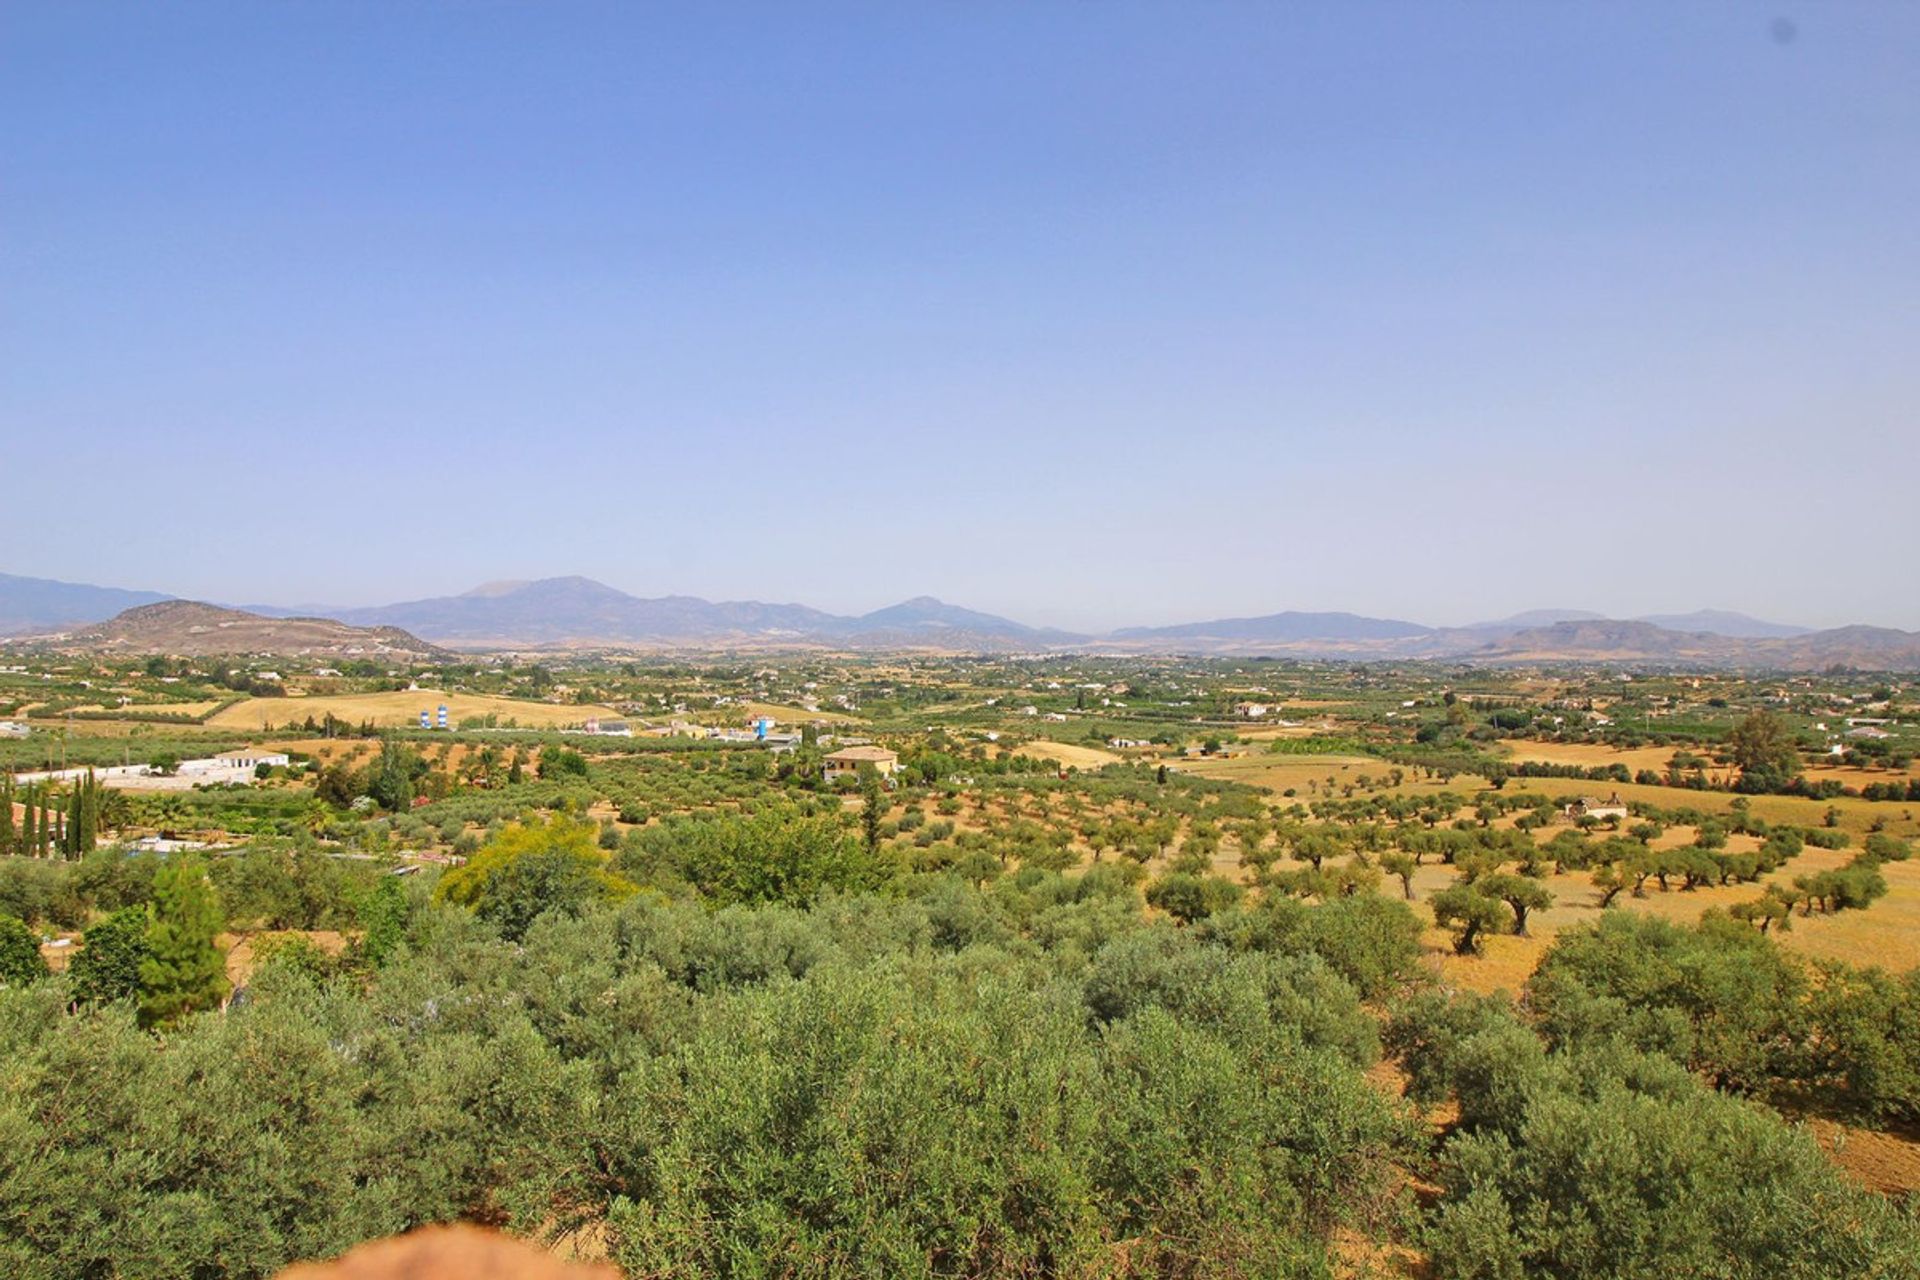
xmin=0 ymin=876 xmax=1414 ymax=1279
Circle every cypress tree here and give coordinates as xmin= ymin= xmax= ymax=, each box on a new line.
xmin=21 ymin=789 xmax=36 ymax=857
xmin=0 ymin=777 xmax=14 ymax=856
xmin=83 ymin=771 xmax=100 ymax=850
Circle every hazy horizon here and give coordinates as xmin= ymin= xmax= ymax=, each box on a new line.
xmin=4 ymin=4 xmax=1917 ymax=630
xmin=4 ymin=565 xmax=1909 ymax=637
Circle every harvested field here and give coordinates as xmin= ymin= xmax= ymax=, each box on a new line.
xmin=1012 ymin=740 xmax=1124 ymax=770
xmin=1177 ymin=752 xmax=1452 ymax=799
xmin=1504 ymin=738 xmax=1920 ymax=794
xmin=111 ymin=700 xmax=231 ymax=719
xmin=205 ymin=689 xmax=622 ymax=731
xmin=739 ymin=700 xmax=862 ymax=726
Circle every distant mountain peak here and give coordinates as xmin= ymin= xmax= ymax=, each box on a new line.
xmin=0 ymin=571 xmax=173 ymax=635
xmin=1112 ymin=610 xmax=1432 ymax=643
xmin=1469 ymin=608 xmax=1606 ymax=630
xmin=1632 ymin=609 xmax=1810 ymax=640
xmin=855 ymin=597 xmax=1042 ymax=636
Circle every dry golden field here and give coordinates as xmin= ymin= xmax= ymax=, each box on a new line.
xmin=1482 ymin=774 xmax=1919 ymax=841
xmin=204 ymin=689 xmax=623 ymax=731
xmin=110 ymin=700 xmax=233 ymax=719
xmin=1181 ymin=749 xmax=1920 ymax=988
xmin=738 ymin=700 xmax=862 ymax=726
xmin=1177 ymin=752 xmax=1456 ymax=799
xmin=1013 ymin=740 xmax=1125 ymax=770
xmin=1502 ymin=739 xmax=1920 ymax=792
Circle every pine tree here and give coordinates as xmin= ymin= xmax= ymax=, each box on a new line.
xmin=139 ymin=857 xmax=229 ymax=1027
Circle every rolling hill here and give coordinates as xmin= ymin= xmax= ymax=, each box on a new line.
xmin=1472 ymin=619 xmax=1920 ymax=671
xmin=27 ymin=601 xmax=445 ymax=660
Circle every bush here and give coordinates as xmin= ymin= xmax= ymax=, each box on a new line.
xmin=1144 ymin=871 xmax=1242 ymax=924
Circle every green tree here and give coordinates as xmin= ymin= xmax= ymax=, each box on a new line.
xmin=1728 ymin=710 xmax=1802 ymax=791
xmin=436 ymin=816 xmax=638 ymax=940
xmin=69 ymin=906 xmax=151 ymax=1004
xmin=1431 ymin=883 xmax=1509 ymax=955
xmin=623 ymin=807 xmax=890 ymax=908
xmin=538 ymin=746 xmax=589 ymax=779
xmin=355 ymin=874 xmax=409 ymax=967
xmin=859 ymin=766 xmax=886 ymax=854
xmin=1145 ymin=871 xmax=1242 ymax=924
xmin=366 ymin=736 xmax=417 ymax=811
xmin=0 ymin=914 xmax=48 ymax=987
xmin=139 ymin=857 xmax=230 ymax=1027
xmin=1477 ymin=872 xmax=1554 ymax=936
xmin=1381 ymin=851 xmax=1419 ymax=899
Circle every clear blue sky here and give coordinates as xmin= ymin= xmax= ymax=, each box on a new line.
xmin=3 ymin=3 xmax=1916 ymax=631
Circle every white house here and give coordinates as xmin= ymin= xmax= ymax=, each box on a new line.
xmin=204 ymin=749 xmax=291 ymax=772
xmin=1564 ymin=793 xmax=1630 ymax=822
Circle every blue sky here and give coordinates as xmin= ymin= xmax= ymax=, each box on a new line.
xmin=3 ymin=3 xmax=1916 ymax=630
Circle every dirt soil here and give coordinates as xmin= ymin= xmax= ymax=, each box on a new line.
xmin=274 ymin=1224 xmax=617 ymax=1280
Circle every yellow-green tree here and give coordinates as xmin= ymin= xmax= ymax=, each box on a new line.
xmin=436 ymin=816 xmax=638 ymax=939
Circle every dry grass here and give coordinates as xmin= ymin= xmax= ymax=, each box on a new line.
xmin=1504 ymin=739 xmax=1920 ymax=795
xmin=1807 ymin=1118 xmax=1920 ymax=1197
xmin=738 ymin=700 xmax=862 ymax=726
xmin=204 ymin=689 xmax=623 ymax=731
xmin=1185 ymin=751 xmax=1920 ymax=979
xmin=1179 ymin=752 xmax=1456 ymax=801
xmin=1012 ymin=740 xmax=1125 ymax=770
xmin=112 ymin=700 xmax=231 ymax=719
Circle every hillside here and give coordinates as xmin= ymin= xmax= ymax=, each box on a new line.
xmin=1635 ymin=609 xmax=1811 ymax=639
xmin=32 ymin=601 xmax=445 ymax=660
xmin=1475 ymin=619 xmax=1920 ymax=670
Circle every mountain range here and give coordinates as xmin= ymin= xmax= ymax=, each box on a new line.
xmin=0 ymin=572 xmax=172 ymax=634
xmin=1 ymin=571 xmax=1914 ymax=669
